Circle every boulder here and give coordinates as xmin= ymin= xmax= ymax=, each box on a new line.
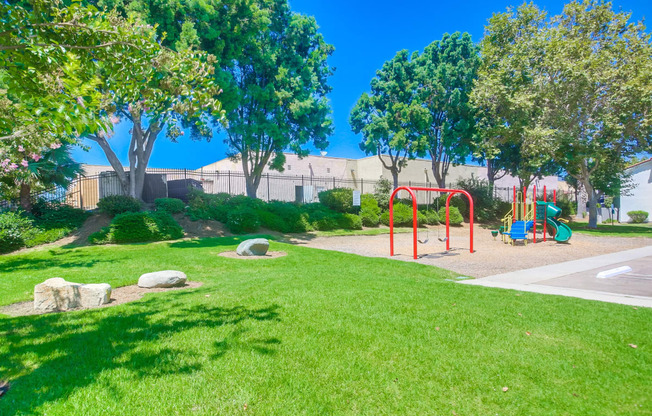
xmin=34 ymin=278 xmax=112 ymax=312
xmin=34 ymin=278 xmax=81 ymax=312
xmin=79 ymin=283 xmax=112 ymax=307
xmin=138 ymin=270 xmax=187 ymax=288
xmin=236 ymin=238 xmax=270 ymax=256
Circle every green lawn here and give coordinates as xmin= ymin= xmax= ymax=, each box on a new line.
xmin=569 ymin=221 xmax=652 ymax=237
xmin=0 ymin=237 xmax=650 ymax=415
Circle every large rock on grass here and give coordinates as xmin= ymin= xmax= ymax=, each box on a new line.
xmin=236 ymin=238 xmax=270 ymax=256
xmin=138 ymin=270 xmax=187 ymax=288
xmin=79 ymin=284 xmax=112 ymax=307
xmin=34 ymin=278 xmax=112 ymax=312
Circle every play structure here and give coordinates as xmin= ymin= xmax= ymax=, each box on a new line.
xmin=389 ymin=186 xmax=474 ymax=259
xmin=499 ymin=185 xmax=572 ymax=245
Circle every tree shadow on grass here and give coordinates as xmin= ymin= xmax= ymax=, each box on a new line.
xmin=0 ymin=250 xmax=108 ymax=273
xmin=0 ymin=295 xmax=281 ymax=415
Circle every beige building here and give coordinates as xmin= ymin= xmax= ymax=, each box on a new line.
xmin=202 ymin=153 xmax=561 ymax=192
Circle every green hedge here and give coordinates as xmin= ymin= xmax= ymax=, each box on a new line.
xmin=89 ymin=211 xmax=184 ymax=244
xmin=359 ymin=194 xmax=381 ymax=227
xmin=226 ymin=207 xmax=261 ymax=234
xmin=155 ymin=198 xmax=186 ymax=214
xmin=0 ymin=211 xmax=36 ymax=254
xmin=258 ymin=201 xmax=311 ymax=233
xmin=318 ymin=188 xmax=356 ymax=213
xmin=380 ymin=203 xmax=425 ymax=227
xmin=97 ymin=195 xmax=142 ymax=216
xmin=438 ymin=206 xmax=464 ymax=225
xmin=628 ymin=210 xmax=649 ymax=223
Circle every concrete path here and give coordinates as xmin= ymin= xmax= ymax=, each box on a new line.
xmin=460 ymin=246 xmax=652 ymax=308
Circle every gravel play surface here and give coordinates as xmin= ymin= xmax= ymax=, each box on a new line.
xmin=290 ymin=225 xmax=652 ymax=278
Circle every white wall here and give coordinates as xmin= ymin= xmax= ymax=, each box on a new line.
xmin=620 ymin=160 xmax=652 ymax=222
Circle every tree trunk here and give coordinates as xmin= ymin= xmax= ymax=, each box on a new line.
xmin=583 ymin=181 xmax=601 ymax=229
xmin=245 ymin=175 xmax=260 ymax=198
xmin=431 ymin=160 xmax=446 ymax=188
xmin=391 ymin=169 xmax=399 ymax=189
xmin=19 ymin=183 xmax=31 ymax=212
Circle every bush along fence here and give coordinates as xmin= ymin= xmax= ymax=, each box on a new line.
xmin=0 ymin=167 xmax=571 ymax=212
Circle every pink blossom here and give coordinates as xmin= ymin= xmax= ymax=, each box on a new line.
xmin=18 ymin=145 xmax=24 ymax=152
xmin=50 ymin=142 xmax=62 ymax=149
xmin=109 ymin=115 xmax=120 ymax=124
xmin=30 ymin=153 xmax=41 ymax=161
xmin=1 ymin=159 xmax=9 ymax=168
xmin=9 ymin=163 xmax=18 ymax=170
xmin=20 ymin=159 xmax=29 ymax=167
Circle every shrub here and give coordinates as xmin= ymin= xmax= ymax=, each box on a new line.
xmin=0 ymin=211 xmax=36 ymax=254
xmin=260 ymin=201 xmax=310 ymax=233
xmin=155 ymin=198 xmax=186 ymax=214
xmin=360 ymin=209 xmax=380 ymax=227
xmin=32 ymin=200 xmax=89 ymax=229
xmin=187 ymin=191 xmax=231 ymax=221
xmin=318 ymin=188 xmax=355 ymax=213
xmin=89 ymin=211 xmax=183 ymax=244
xmin=554 ymin=195 xmax=576 ymax=218
xmin=379 ymin=203 xmax=424 ymax=227
xmin=359 ymin=194 xmax=381 ymax=227
xmin=438 ymin=206 xmax=464 ymax=226
xmin=226 ymin=207 xmax=261 ymax=234
xmin=338 ymin=213 xmax=363 ymax=230
xmin=628 ymin=210 xmax=649 ymax=223
xmin=436 ymin=194 xmax=468 ymax=219
xmin=374 ymin=178 xmax=392 ymax=209
xmin=97 ymin=195 xmax=142 ymax=216
xmin=422 ymin=210 xmax=440 ymax=225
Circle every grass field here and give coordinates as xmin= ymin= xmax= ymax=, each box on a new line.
xmin=1 ymin=237 xmax=650 ymax=415
xmin=569 ymin=221 xmax=652 ymax=238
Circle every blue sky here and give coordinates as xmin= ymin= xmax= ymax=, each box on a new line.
xmin=73 ymin=0 xmax=652 ymax=169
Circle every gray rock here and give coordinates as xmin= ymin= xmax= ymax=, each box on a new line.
xmin=236 ymin=238 xmax=270 ymax=256
xmin=138 ymin=270 xmax=187 ymax=288
xmin=79 ymin=283 xmax=112 ymax=307
xmin=34 ymin=278 xmax=112 ymax=312
xmin=34 ymin=278 xmax=81 ymax=312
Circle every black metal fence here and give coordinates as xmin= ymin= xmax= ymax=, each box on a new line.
xmin=1 ymin=167 xmax=573 ymax=211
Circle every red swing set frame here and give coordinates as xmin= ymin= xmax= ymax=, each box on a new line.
xmin=389 ymin=186 xmax=474 ymax=259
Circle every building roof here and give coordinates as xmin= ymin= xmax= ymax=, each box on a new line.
xmin=625 ymin=157 xmax=652 ymax=170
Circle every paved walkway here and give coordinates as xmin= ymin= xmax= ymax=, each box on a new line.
xmin=460 ymin=246 xmax=652 ymax=307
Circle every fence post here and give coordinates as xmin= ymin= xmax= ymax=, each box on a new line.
xmin=333 ymin=177 xmax=335 ymax=189
xmin=267 ymin=173 xmax=270 ymax=202
xmin=184 ymin=168 xmax=187 ymax=180
xmin=78 ymin=175 xmax=84 ymax=210
xmin=361 ymin=179 xmax=364 ymax=194
xmin=228 ymin=171 xmax=231 ymax=194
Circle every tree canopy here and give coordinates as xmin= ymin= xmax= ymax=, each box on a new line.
xmin=0 ymin=0 xmax=161 ymax=172
xmin=415 ymin=32 xmax=480 ymax=188
xmin=350 ymin=50 xmax=429 ymax=188
xmin=472 ymin=0 xmax=652 ymax=227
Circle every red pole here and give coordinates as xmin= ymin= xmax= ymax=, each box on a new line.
xmin=523 ymin=186 xmax=527 ymax=218
xmin=412 ymin=193 xmax=418 ymax=259
xmin=543 ymin=186 xmax=547 ymax=242
xmin=445 ymin=194 xmax=451 ymax=251
xmin=533 ymin=186 xmax=537 ymax=243
xmin=553 ymin=190 xmax=557 ymax=204
xmin=389 ymin=191 xmax=395 ymax=256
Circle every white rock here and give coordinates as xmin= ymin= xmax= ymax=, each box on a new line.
xmin=34 ymin=278 xmax=113 ymax=312
xmin=34 ymin=278 xmax=82 ymax=312
xmin=236 ymin=238 xmax=270 ymax=256
xmin=138 ymin=270 xmax=187 ymax=288
xmin=79 ymin=283 xmax=112 ymax=307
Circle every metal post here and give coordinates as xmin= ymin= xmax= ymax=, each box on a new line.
xmin=513 ymin=186 xmax=516 ymax=222
xmin=361 ymin=179 xmax=364 ymax=194
xmin=228 ymin=171 xmax=231 ymax=194
xmin=267 ymin=173 xmax=270 ymax=202
xmin=523 ymin=186 xmax=527 ymax=219
xmin=543 ymin=186 xmax=547 ymax=242
xmin=533 ymin=186 xmax=537 ymax=243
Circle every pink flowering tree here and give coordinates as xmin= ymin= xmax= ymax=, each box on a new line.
xmin=0 ymin=143 xmax=81 ymax=212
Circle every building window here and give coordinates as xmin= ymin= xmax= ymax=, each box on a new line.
xmin=287 ymin=165 xmax=291 ymax=171
xmin=327 ymin=168 xmax=330 ymax=174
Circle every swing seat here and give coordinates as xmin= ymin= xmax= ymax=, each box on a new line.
xmin=418 ymin=238 xmax=429 ymax=244
xmin=438 ymin=237 xmax=448 ymax=242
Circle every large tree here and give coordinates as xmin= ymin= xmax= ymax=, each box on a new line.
xmin=0 ymin=0 xmax=161 ymax=171
xmin=415 ymin=32 xmax=481 ymax=188
xmin=85 ymin=47 xmax=224 ymax=200
xmin=93 ymin=0 xmax=334 ymax=199
xmin=350 ymin=50 xmax=429 ymax=188
xmin=472 ymin=1 xmax=651 ymax=228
